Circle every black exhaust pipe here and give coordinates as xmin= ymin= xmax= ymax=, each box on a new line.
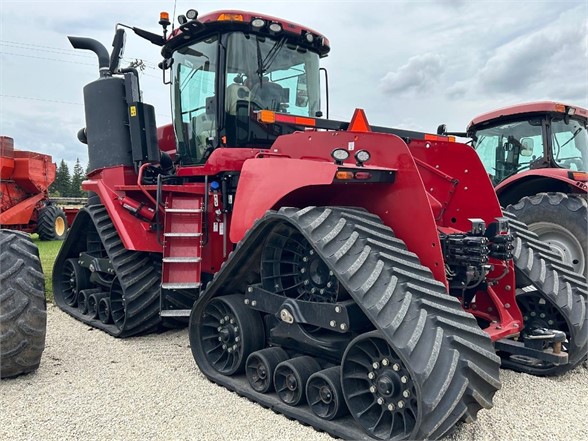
xmin=68 ymin=36 xmax=110 ymax=76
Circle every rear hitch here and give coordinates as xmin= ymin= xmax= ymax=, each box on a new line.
xmin=495 ymin=327 xmax=568 ymax=365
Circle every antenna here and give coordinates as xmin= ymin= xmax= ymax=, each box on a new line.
xmin=171 ymin=0 xmax=178 ymax=34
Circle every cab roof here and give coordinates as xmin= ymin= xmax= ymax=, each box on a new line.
xmin=468 ymin=101 xmax=588 ymax=130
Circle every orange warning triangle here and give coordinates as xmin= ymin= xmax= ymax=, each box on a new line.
xmin=348 ymin=108 xmax=371 ymax=132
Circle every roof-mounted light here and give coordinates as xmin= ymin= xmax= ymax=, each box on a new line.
xmin=252 ymin=18 xmax=266 ymax=28
xmin=269 ymin=22 xmax=282 ymax=33
xmin=186 ymin=9 xmax=198 ymax=20
xmin=303 ymin=32 xmax=314 ymax=44
xmin=218 ymin=13 xmax=244 ymax=21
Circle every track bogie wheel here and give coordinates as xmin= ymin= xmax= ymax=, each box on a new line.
xmin=60 ymin=258 xmax=91 ymax=307
xmin=274 ymin=356 xmax=321 ymax=406
xmin=109 ymin=278 xmax=125 ymax=330
xmin=199 ymin=295 xmax=265 ymax=375
xmin=77 ymin=290 xmax=89 ymax=315
xmin=98 ymin=298 xmax=112 ymax=324
xmin=246 ymin=347 xmax=289 ymax=393
xmin=306 ymin=366 xmax=348 ymax=421
xmin=342 ymin=331 xmax=419 ymax=440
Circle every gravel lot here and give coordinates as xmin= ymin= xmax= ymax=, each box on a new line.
xmin=2 ymin=305 xmax=587 ymax=441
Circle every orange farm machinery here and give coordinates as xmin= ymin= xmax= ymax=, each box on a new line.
xmin=439 ymin=102 xmax=588 ymax=277
xmin=53 ymin=9 xmax=587 ymax=440
xmin=0 ymin=136 xmax=72 ymax=240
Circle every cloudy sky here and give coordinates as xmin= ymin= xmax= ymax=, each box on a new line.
xmin=1 ymin=0 xmax=587 ymax=169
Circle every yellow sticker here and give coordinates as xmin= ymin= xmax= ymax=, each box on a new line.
xmin=130 ymin=106 xmax=137 ymax=117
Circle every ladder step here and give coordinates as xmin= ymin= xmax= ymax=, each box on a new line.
xmin=162 ymin=257 xmax=202 ymax=263
xmin=166 ymin=208 xmax=202 ymax=213
xmin=164 ymin=232 xmax=202 ymax=238
xmin=161 ymin=282 xmax=202 ymax=289
xmin=160 ymin=309 xmax=192 ymax=317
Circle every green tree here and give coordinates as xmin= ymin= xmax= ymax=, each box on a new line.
xmin=70 ymin=158 xmax=86 ymax=197
xmin=51 ymin=159 xmax=71 ymax=197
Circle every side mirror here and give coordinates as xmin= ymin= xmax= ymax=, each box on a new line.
xmin=110 ymin=28 xmax=126 ymax=73
xmin=520 ymin=137 xmax=534 ymax=156
xmin=437 ymin=124 xmax=447 ymax=135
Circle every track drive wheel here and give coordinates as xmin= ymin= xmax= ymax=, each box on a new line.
xmin=37 ymin=205 xmax=67 ymax=241
xmin=0 ymin=229 xmax=46 ymax=378
xmin=59 ymin=258 xmax=91 ymax=307
xmin=196 ymin=294 xmax=265 ymax=375
xmin=506 ymin=192 xmax=587 ymax=278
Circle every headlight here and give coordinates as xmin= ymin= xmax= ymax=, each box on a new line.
xmin=251 ymin=18 xmax=265 ymax=28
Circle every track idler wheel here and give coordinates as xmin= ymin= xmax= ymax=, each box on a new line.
xmin=60 ymin=258 xmax=91 ymax=307
xmin=274 ymin=356 xmax=321 ymax=406
xmin=306 ymin=366 xmax=348 ymax=420
xmin=342 ymin=331 xmax=419 ymax=440
xmin=98 ymin=298 xmax=112 ymax=324
xmin=87 ymin=290 xmax=108 ymax=319
xmin=246 ymin=347 xmax=289 ymax=393
xmin=199 ymin=295 xmax=265 ymax=375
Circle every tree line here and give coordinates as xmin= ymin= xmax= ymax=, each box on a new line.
xmin=49 ymin=159 xmax=87 ymax=198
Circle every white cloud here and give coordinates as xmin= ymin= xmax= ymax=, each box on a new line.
xmin=380 ymin=53 xmax=444 ymax=96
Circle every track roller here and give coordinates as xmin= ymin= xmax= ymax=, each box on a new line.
xmin=87 ymin=290 xmax=108 ymax=319
xmin=306 ymin=366 xmax=348 ymax=420
xmin=274 ymin=356 xmax=321 ymax=406
xmin=98 ymin=298 xmax=112 ymax=324
xmin=60 ymin=258 xmax=91 ymax=307
xmin=198 ymin=294 xmax=265 ymax=375
xmin=246 ymin=347 xmax=289 ymax=393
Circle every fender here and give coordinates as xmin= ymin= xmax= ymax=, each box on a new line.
xmin=496 ymin=169 xmax=588 ymax=206
xmin=230 ymin=131 xmax=449 ymax=286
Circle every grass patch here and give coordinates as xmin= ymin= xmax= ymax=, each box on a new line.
xmin=31 ymin=234 xmax=64 ymax=303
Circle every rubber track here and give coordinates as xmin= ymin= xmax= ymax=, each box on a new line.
xmin=503 ymin=211 xmax=588 ymax=374
xmin=0 ymin=230 xmax=46 ymax=378
xmin=37 ymin=205 xmax=66 ymax=241
xmin=54 ymin=206 xmax=161 ymax=337
xmin=191 ymin=207 xmax=501 ymax=440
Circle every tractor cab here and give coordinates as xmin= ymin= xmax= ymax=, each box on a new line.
xmin=160 ymin=10 xmax=329 ymax=165
xmin=466 ymin=102 xmax=588 ymax=185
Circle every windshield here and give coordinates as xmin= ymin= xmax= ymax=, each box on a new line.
xmin=171 ymin=32 xmax=322 ymax=163
xmin=472 ymin=118 xmax=543 ymax=184
xmin=551 ymin=117 xmax=587 ymax=171
xmin=224 ymin=32 xmax=321 ymax=147
xmin=171 ymin=36 xmax=219 ymax=165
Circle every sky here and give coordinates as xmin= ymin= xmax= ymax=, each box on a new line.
xmin=1 ymin=0 xmax=587 ymax=170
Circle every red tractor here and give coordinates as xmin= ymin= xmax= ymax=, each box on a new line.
xmin=439 ymin=102 xmax=588 ymax=277
xmin=0 ymin=136 xmax=70 ymax=240
xmin=53 ymin=9 xmax=587 ymax=440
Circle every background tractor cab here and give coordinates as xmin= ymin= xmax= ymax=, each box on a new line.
xmin=439 ymin=101 xmax=588 ymax=277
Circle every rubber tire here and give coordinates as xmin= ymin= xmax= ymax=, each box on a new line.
xmin=0 ymin=229 xmax=46 ymax=378
xmin=37 ymin=205 xmax=67 ymax=241
xmin=506 ymin=192 xmax=587 ymax=278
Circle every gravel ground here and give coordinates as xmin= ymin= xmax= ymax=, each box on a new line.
xmin=1 ymin=305 xmax=587 ymax=441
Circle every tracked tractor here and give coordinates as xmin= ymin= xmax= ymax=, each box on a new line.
xmin=439 ymin=102 xmax=588 ymax=278
xmin=53 ymin=9 xmax=587 ymax=440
